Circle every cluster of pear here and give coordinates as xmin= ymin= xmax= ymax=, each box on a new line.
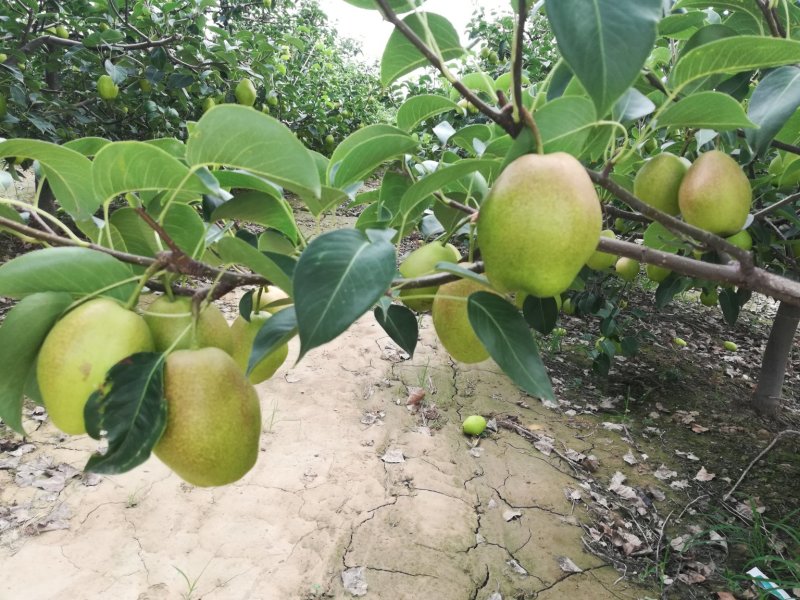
xmin=35 ymin=288 xmax=290 ymax=486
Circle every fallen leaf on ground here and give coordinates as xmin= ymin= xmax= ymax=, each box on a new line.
xmin=557 ymin=556 xmax=583 ymax=573
xmin=381 ymin=449 xmax=405 ymax=464
xmin=608 ymin=471 xmax=638 ymax=500
xmin=503 ymin=509 xmax=522 ymax=522
xmin=623 ymin=449 xmax=638 ymax=465
xmin=694 ymin=466 xmax=715 ymax=482
xmin=654 ymin=464 xmax=678 ymax=480
xmin=341 ymin=566 xmax=368 ymax=597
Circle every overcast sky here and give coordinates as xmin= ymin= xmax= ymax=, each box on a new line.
xmin=317 ymin=0 xmax=511 ymax=62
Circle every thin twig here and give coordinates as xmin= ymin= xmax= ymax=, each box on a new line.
xmin=511 ymin=0 xmax=527 ymax=123
xmin=723 ymin=430 xmax=800 ymax=501
xmin=752 ymin=190 xmax=800 ymax=219
xmin=135 ymin=207 xmax=184 ymax=255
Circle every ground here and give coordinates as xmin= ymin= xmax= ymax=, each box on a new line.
xmin=0 ymin=183 xmax=799 ymax=599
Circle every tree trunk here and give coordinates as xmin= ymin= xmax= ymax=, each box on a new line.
xmin=752 ymin=301 xmax=800 ymax=416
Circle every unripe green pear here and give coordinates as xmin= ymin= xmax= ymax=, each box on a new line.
xmin=154 ymin=348 xmax=261 ymax=486
xmin=700 ymin=288 xmax=718 ymax=306
xmin=202 ymin=97 xmax=216 ymax=113
xmin=586 ymin=230 xmax=618 ymax=271
xmin=678 ymin=150 xmax=752 ymax=236
xmin=97 ymin=75 xmax=119 ymax=101
xmin=615 ymin=257 xmax=640 ymax=282
xmin=478 ymin=153 xmax=602 ymax=298
xmin=258 ymin=286 xmax=291 ymax=313
xmin=235 ymin=78 xmax=257 ymax=107
xmin=633 ymin=152 xmax=690 ymax=216
xmin=462 ymin=415 xmax=486 ymax=436
xmin=725 ymin=230 xmax=753 ymax=251
xmin=646 ymin=264 xmax=671 ymax=283
xmin=37 ymin=298 xmax=154 ymax=435
xmin=432 ymin=278 xmax=493 ymax=364
xmin=399 ymin=242 xmax=461 ymax=312
xmin=230 ymin=311 xmax=289 ymax=384
xmin=143 ymin=296 xmax=233 ymax=355
xmin=562 ymin=297 xmax=576 ymax=315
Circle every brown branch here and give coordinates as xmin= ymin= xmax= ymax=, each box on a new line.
xmin=755 ymin=0 xmax=786 ymax=38
xmin=753 ymin=190 xmax=800 ymax=219
xmin=602 ymin=204 xmax=650 ymax=224
xmin=588 ymin=169 xmax=756 ymax=272
xmin=5 ymin=34 xmax=177 ymax=65
xmin=373 ymin=0 xmax=519 ymax=137
xmin=393 ymin=262 xmax=485 ymax=289
xmin=135 ymin=207 xmax=184 ymax=255
xmin=723 ymin=429 xmax=800 ymax=501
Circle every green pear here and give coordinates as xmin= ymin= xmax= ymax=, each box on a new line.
xmin=615 ymin=257 xmax=640 ymax=282
xmin=562 ymin=297 xmax=576 ymax=315
xmin=725 ymin=230 xmax=753 ymax=251
xmin=585 ymin=230 xmax=618 ymax=271
xmin=143 ymin=296 xmax=233 ymax=355
xmin=478 ymin=153 xmax=602 ymax=298
xmin=678 ymin=150 xmax=752 ymax=236
xmin=230 ymin=311 xmax=289 ymax=384
xmin=235 ymin=78 xmax=257 ymax=107
xmin=154 ymin=348 xmax=261 ymax=486
xmin=257 ymin=286 xmax=292 ymax=314
xmin=37 ymin=298 xmax=154 ymax=435
xmin=399 ymin=242 xmax=461 ymax=312
xmin=432 ymin=278 xmax=493 ymax=364
xmin=700 ymin=288 xmax=718 ymax=307
xmin=646 ymin=264 xmax=671 ymax=283
xmin=633 ymin=153 xmax=690 ymax=216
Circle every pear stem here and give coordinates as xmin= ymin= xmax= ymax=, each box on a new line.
xmin=125 ymin=260 xmax=166 ymax=311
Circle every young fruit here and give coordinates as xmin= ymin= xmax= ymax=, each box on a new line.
xmin=562 ymin=297 xmax=576 ymax=315
xmin=700 ymin=288 xmax=718 ymax=307
xmin=723 ymin=341 xmax=738 ymax=352
xmin=234 ymin=78 xmax=257 ymax=107
xmin=646 ymin=264 xmax=671 ymax=283
xmin=633 ymin=152 xmax=690 ymax=216
xmin=230 ymin=311 xmax=289 ymax=384
xmin=585 ymin=230 xmax=618 ymax=271
xmin=154 ymin=348 xmax=261 ymax=486
xmin=202 ymin=97 xmax=216 ymax=113
xmin=55 ymin=25 xmax=69 ymax=39
xmin=37 ymin=298 xmax=154 ymax=435
xmin=477 ymin=153 xmax=602 ymax=298
xmin=258 ymin=286 xmax=291 ymax=313
xmin=725 ymin=230 xmax=753 ymax=252
xmin=143 ymin=296 xmax=233 ymax=355
xmin=325 ymin=134 xmax=335 ymax=147
xmin=97 ymin=75 xmax=119 ymax=101
xmin=432 ymin=278 xmax=493 ymax=364
xmin=615 ymin=257 xmax=640 ymax=282
xmin=673 ymin=337 xmax=687 ymax=347
xmin=462 ymin=415 xmax=487 ymax=436
xmin=399 ymin=242 xmax=460 ymax=312
xmin=267 ymin=95 xmax=279 ymax=106
xmin=678 ymin=150 xmax=752 ymax=236
xmin=139 ymin=79 xmax=152 ymax=93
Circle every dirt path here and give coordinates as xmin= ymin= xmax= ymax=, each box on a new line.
xmin=0 ymin=313 xmax=652 ymax=599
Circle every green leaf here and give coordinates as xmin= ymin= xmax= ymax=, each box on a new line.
xmin=109 ymin=207 xmax=159 ymax=259
xmin=213 ymin=170 xmax=283 ymax=200
xmin=215 ymin=236 xmax=294 ymax=295
xmin=84 ymin=353 xmax=167 ymax=474
xmin=655 ymin=274 xmax=689 ymax=309
xmin=186 ymin=105 xmax=321 ymax=202
xmin=746 ymin=66 xmax=800 ymax=156
xmin=381 ymin=12 xmax=464 ymax=86
xmin=643 ymin=222 xmax=684 ymax=253
xmin=0 ymin=139 xmax=98 ymax=220
xmin=671 ymin=37 xmax=800 ymax=89
xmin=0 ymin=247 xmax=136 ymax=301
xmin=160 ymin=203 xmax=207 ymax=258
xmin=656 ymin=91 xmax=757 ymax=131
xmin=248 ymin=307 xmax=298 ymax=375
xmin=613 ymin=88 xmax=656 ymax=122
xmin=211 ymin=191 xmax=298 ymax=243
xmin=93 ymin=141 xmax=207 ymax=203
xmin=396 ymin=95 xmax=460 ymax=131
xmin=467 ymin=292 xmax=554 ymax=400
xmin=719 ymin=287 xmax=741 ymax=325
xmin=544 ymin=0 xmax=662 ymax=117
xmin=342 ymin=0 xmax=418 ymax=11
xmin=433 ymin=262 xmax=489 ymax=287
xmin=522 ymin=295 xmax=559 ymax=335
xmin=63 ymin=137 xmax=110 ymax=157
xmin=0 ymin=292 xmax=72 ymax=434
xmin=399 ymin=159 xmax=500 ymax=220
xmin=374 ymin=304 xmax=418 ymax=357
xmin=293 ymin=229 xmax=396 ymax=359
xmin=536 ymin=96 xmax=597 ymax=155
xmin=328 ymin=125 xmax=418 ymax=188
xmin=451 ymin=124 xmax=493 ymax=155
xmin=673 ymin=0 xmax=765 ymax=32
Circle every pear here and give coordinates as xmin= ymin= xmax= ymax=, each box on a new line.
xmin=432 ymin=278 xmax=494 ymax=364
xmin=615 ymin=257 xmax=640 ymax=282
xmin=678 ymin=151 xmax=752 ymax=236
xmin=399 ymin=242 xmax=461 ymax=312
xmin=700 ymin=288 xmax=718 ymax=307
xmin=154 ymin=348 xmax=261 ymax=487
xmin=646 ymin=264 xmax=671 ymax=283
xmin=585 ymin=229 xmax=618 ymax=271
xmin=143 ymin=296 xmax=233 ymax=355
xmin=478 ymin=153 xmax=602 ymax=298
xmin=230 ymin=311 xmax=289 ymax=384
xmin=37 ymin=298 xmax=154 ymax=435
xmin=235 ymin=78 xmax=257 ymax=107
xmin=257 ymin=286 xmax=292 ymax=314
xmin=725 ymin=230 xmax=753 ymax=251
xmin=633 ymin=153 xmax=690 ymax=216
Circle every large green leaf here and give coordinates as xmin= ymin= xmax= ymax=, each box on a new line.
xmin=657 ymin=91 xmax=757 ymax=131
xmin=451 ymin=124 xmax=493 ymax=155
xmin=328 ymin=125 xmax=418 ymax=188
xmin=93 ymin=142 xmax=207 ymax=203
xmin=746 ymin=66 xmax=800 ymax=156
xmin=671 ymin=37 xmax=800 ymax=89
xmin=293 ymin=229 xmax=396 ymax=359
xmin=84 ymin=353 xmax=167 ymax=474
xmin=467 ymin=292 xmax=554 ymax=400
xmin=0 ymin=292 xmax=73 ymax=434
xmin=0 ymin=247 xmax=136 ymax=301
xmin=544 ymin=0 xmax=662 ymax=117
xmin=522 ymin=295 xmax=559 ymax=336
xmin=343 ymin=0 xmax=419 ymax=11
xmin=186 ymin=105 xmax=321 ymax=201
xmin=160 ymin=203 xmax=207 ymax=258
xmin=0 ymin=139 xmax=98 ymax=220
xmin=374 ymin=304 xmax=418 ymax=357
xmin=109 ymin=207 xmax=159 ymax=258
xmin=215 ymin=236 xmax=294 ymax=295
xmin=396 ymin=95 xmax=460 ymax=131
xmin=673 ymin=0 xmax=765 ymax=32
xmin=381 ymin=12 xmax=464 ymax=86
xmin=213 ymin=170 xmax=283 ymax=200
xmin=211 ymin=191 xmax=298 ymax=243
xmin=248 ymin=307 xmax=298 ymax=375
xmin=63 ymin=137 xmax=111 ymax=157
xmin=536 ymin=96 xmax=597 ymax=155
